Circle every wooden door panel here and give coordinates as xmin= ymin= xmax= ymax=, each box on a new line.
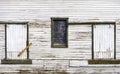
xmin=7 ymin=25 xmax=27 ymax=59
xmin=94 ymin=25 xmax=114 ymax=59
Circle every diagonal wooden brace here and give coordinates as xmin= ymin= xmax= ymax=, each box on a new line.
xmin=18 ymin=43 xmax=32 ymax=57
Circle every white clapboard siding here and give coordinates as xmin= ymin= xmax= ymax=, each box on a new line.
xmin=7 ymin=25 xmax=27 ymax=59
xmin=94 ymin=25 xmax=114 ymax=59
xmin=68 ymin=25 xmax=92 ymax=59
xmin=29 ymin=23 xmax=92 ymax=59
xmin=0 ymin=0 xmax=120 ymax=21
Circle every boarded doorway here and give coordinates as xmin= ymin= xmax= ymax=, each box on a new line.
xmin=94 ymin=24 xmax=114 ymax=59
xmin=6 ymin=24 xmax=27 ymax=59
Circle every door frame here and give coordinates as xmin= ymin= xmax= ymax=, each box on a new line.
xmin=92 ymin=23 xmax=116 ymax=60
xmin=4 ymin=22 xmax=29 ymax=60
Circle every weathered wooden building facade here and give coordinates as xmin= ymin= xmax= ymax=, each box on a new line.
xmin=0 ymin=0 xmax=120 ymax=74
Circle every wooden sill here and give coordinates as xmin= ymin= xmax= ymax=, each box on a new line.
xmin=1 ymin=59 xmax=32 ymax=64
xmin=52 ymin=45 xmax=68 ymax=48
xmin=88 ymin=60 xmax=120 ymax=64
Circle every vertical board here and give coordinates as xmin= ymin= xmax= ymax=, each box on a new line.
xmin=94 ymin=24 xmax=114 ymax=59
xmin=0 ymin=24 xmax=5 ymax=59
xmin=116 ymin=25 xmax=120 ymax=59
xmin=7 ymin=24 xmax=27 ymax=59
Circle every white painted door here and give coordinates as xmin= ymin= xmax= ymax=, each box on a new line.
xmin=94 ymin=25 xmax=114 ymax=59
xmin=7 ymin=24 xmax=27 ymax=59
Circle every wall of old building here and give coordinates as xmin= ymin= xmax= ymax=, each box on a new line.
xmin=0 ymin=21 xmax=120 ymax=74
xmin=0 ymin=0 xmax=120 ymax=74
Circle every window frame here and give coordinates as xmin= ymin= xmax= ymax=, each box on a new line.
xmin=1 ymin=22 xmax=32 ymax=64
xmin=51 ymin=18 xmax=68 ymax=48
xmin=91 ymin=23 xmax=116 ymax=60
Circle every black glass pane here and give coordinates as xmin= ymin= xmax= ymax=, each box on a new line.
xmin=53 ymin=20 xmax=67 ymax=45
xmin=54 ymin=39 xmax=59 ymax=44
xmin=60 ymin=25 xmax=66 ymax=32
xmin=54 ymin=33 xmax=59 ymax=38
xmin=54 ymin=20 xmax=66 ymax=32
xmin=59 ymin=33 xmax=66 ymax=38
xmin=58 ymin=21 xmax=66 ymax=26
xmin=54 ymin=21 xmax=59 ymax=32
xmin=60 ymin=39 xmax=66 ymax=44
xmin=59 ymin=21 xmax=66 ymax=32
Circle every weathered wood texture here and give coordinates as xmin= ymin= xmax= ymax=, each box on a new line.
xmin=0 ymin=22 xmax=92 ymax=60
xmin=0 ymin=0 xmax=120 ymax=73
xmin=0 ymin=0 xmax=119 ymax=60
xmin=1 ymin=22 xmax=120 ymax=60
xmin=0 ymin=0 xmax=120 ymax=21
xmin=68 ymin=25 xmax=92 ymax=59
xmin=28 ymin=22 xmax=92 ymax=59
xmin=1 ymin=60 xmax=120 ymax=74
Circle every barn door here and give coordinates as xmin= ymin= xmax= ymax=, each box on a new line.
xmin=7 ymin=24 xmax=27 ymax=59
xmin=94 ymin=24 xmax=114 ymax=59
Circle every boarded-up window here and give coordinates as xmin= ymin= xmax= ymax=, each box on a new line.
xmin=1 ymin=23 xmax=32 ymax=64
xmin=51 ymin=18 xmax=68 ymax=48
xmin=94 ymin=24 xmax=114 ymax=59
xmin=6 ymin=24 xmax=27 ymax=59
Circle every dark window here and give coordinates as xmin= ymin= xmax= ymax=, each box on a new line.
xmin=51 ymin=18 xmax=68 ymax=48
